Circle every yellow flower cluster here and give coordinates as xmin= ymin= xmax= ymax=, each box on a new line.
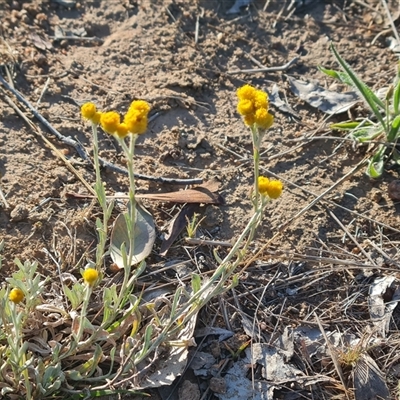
xmin=237 ymin=85 xmax=274 ymax=129
xmin=258 ymin=176 xmax=283 ymax=199
xmin=124 ymin=100 xmax=151 ymax=135
xmin=83 ymin=268 xmax=99 ymax=287
xmin=81 ymin=100 xmax=151 ymax=138
xmin=9 ymin=288 xmax=24 ymax=304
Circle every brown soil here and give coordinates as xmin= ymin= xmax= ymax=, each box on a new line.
xmin=2 ymin=0 xmax=400 ymax=399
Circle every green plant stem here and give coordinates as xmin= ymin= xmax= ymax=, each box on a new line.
xmin=92 ymin=123 xmax=110 ymax=270
xmin=251 ymin=126 xmax=261 ymax=210
xmin=116 ymin=134 xmax=138 ymax=307
xmin=245 ymin=125 xmax=266 ymax=250
xmin=75 ymin=285 xmax=92 ymax=345
xmin=10 ymin=305 xmax=32 ymax=400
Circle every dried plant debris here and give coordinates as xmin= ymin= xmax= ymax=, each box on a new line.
xmin=368 ymin=275 xmax=400 ymax=337
xmin=353 ymin=353 xmax=390 ymax=400
xmin=226 ymin=0 xmax=252 ymax=14
xmin=287 ymin=75 xmax=359 ymax=115
xmin=214 ymin=351 xmax=273 ymax=400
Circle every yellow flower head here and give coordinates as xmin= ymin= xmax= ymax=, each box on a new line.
xmin=237 ymin=99 xmax=254 ymax=116
xmin=116 ymin=122 xmax=129 ymax=139
xmin=100 ymin=111 xmax=121 ymax=135
xmin=244 ymin=114 xmax=255 ymax=126
xmin=124 ymin=109 xmax=149 ymax=135
xmin=237 ymin=84 xmax=257 ymax=101
xmin=81 ymin=103 xmax=102 ymax=125
xmin=254 ymin=108 xmax=274 ymax=130
xmin=83 ymin=268 xmax=99 ymax=287
xmin=128 ymin=100 xmax=150 ymax=117
xmin=266 ymin=180 xmax=283 ymax=199
xmin=258 ymin=176 xmax=270 ymax=196
xmin=81 ymin=102 xmax=97 ymax=119
xmin=9 ymin=288 xmax=24 ymax=304
xmin=253 ymin=91 xmax=268 ymax=110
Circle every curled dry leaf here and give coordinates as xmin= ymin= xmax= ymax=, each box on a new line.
xmin=136 ymin=179 xmax=223 ymax=204
xmin=287 ymin=75 xmax=359 ymax=114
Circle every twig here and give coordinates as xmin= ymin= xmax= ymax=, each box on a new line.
xmin=36 ymin=77 xmax=51 ymax=108
xmin=0 ymin=179 xmax=9 ymax=208
xmin=185 ymin=237 xmax=232 ymax=247
xmin=0 ymin=74 xmax=203 ymax=185
xmin=98 ymin=157 xmax=203 ymax=184
xmin=227 ymin=56 xmax=299 ymax=75
xmin=195 ymin=15 xmax=200 ymax=45
xmin=50 ymin=36 xmax=103 ymax=43
xmin=380 ymin=0 xmax=400 ymax=47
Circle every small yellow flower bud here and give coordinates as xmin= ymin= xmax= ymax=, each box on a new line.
xmin=254 ymin=108 xmax=274 ymax=130
xmin=9 ymin=288 xmax=24 ymax=304
xmin=116 ymin=122 xmax=129 ymax=139
xmin=124 ymin=109 xmax=149 ymax=135
xmin=81 ymin=102 xmax=97 ymax=119
xmin=92 ymin=112 xmax=102 ymax=125
xmin=244 ymin=114 xmax=255 ymax=126
xmin=100 ymin=111 xmax=121 ymax=135
xmin=237 ymin=99 xmax=254 ymax=116
xmin=128 ymin=100 xmax=150 ymax=117
xmin=237 ymin=84 xmax=257 ymax=101
xmin=253 ymin=91 xmax=268 ymax=110
xmin=258 ymin=176 xmax=270 ymax=196
xmin=266 ymin=180 xmax=283 ymax=199
xmin=83 ymin=268 xmax=99 ymax=286
xmin=81 ymin=102 xmax=102 ymax=125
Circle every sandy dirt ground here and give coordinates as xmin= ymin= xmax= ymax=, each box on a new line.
xmin=2 ymin=0 xmax=400 ymax=399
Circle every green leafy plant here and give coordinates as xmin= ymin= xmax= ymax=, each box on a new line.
xmin=319 ymin=42 xmax=400 ymax=178
xmin=0 ymin=87 xmax=283 ymax=399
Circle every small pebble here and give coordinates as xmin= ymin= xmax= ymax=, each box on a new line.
xmin=10 ymin=204 xmax=29 ymax=222
xmin=209 ymin=377 xmax=226 ymax=394
xmin=388 ymin=180 xmax=400 ymax=200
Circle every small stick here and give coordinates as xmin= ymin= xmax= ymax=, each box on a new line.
xmin=36 ymin=76 xmax=51 ymax=107
xmin=380 ymin=0 xmax=400 ymax=47
xmin=50 ymin=36 xmax=103 ymax=43
xmin=97 ymin=157 xmax=203 ymax=184
xmin=227 ymin=56 xmax=299 ymax=75
xmin=185 ymin=237 xmax=232 ymax=247
xmin=195 ymin=15 xmax=200 ymax=44
xmin=0 ymin=180 xmax=9 ymax=208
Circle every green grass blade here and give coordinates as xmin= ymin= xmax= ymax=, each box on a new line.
xmin=393 ymin=80 xmax=400 ymax=114
xmin=387 ymin=115 xmax=400 ymax=142
xmin=366 ymin=145 xmax=385 ymax=178
xmin=330 ymin=121 xmax=362 ymax=130
xmin=318 ymin=66 xmax=354 ymax=86
xmin=330 ymin=42 xmax=386 ymax=131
